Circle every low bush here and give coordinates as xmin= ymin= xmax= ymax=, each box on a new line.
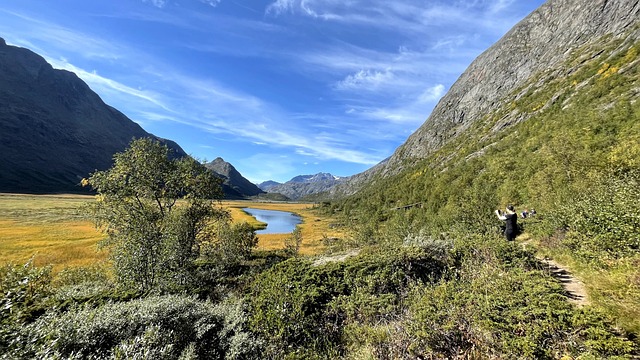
xmin=248 ymin=246 xmax=449 ymax=358
xmin=0 ymin=259 xmax=52 ymax=356
xmin=14 ymin=294 xmax=258 ymax=359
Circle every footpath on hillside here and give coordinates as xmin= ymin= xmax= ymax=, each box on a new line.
xmin=520 ymin=236 xmax=590 ymax=307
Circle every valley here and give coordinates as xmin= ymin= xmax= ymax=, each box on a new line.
xmin=0 ymin=194 xmax=344 ymax=271
xmin=1 ymin=0 xmax=639 ymax=358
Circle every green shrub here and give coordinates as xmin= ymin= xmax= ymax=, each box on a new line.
xmin=17 ymin=295 xmax=258 ymax=359
xmin=546 ymin=170 xmax=640 ymax=263
xmin=406 ymin=239 xmax=636 ymax=359
xmin=248 ymin=246 xmax=448 ymax=358
xmin=0 ymin=259 xmax=52 ymax=356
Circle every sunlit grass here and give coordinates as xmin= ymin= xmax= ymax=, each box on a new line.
xmin=223 ymin=201 xmax=343 ymax=255
xmin=0 ymin=194 xmax=106 ymax=271
xmin=528 ymin=237 xmax=640 ymax=334
xmin=0 ymin=195 xmax=345 ymax=271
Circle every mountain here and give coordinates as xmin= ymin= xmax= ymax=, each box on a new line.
xmin=257 ymin=180 xmax=281 ymax=192
xmin=327 ymin=0 xmax=640 ymax=348
xmin=260 ymin=173 xmax=347 ymax=200
xmin=289 ymin=173 xmax=344 ymax=183
xmin=0 ymin=37 xmax=186 ymax=194
xmin=333 ymin=0 xmax=640 ymax=197
xmin=204 ymin=157 xmax=265 ymax=199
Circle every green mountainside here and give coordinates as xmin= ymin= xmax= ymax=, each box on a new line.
xmin=340 ymin=30 xmax=640 ymax=227
xmin=333 ymin=0 xmax=640 ymax=196
xmin=318 ymin=13 xmax=640 ymax=351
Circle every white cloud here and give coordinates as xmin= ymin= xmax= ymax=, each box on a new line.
xmin=143 ymin=0 xmax=222 ymax=9
xmin=200 ymin=0 xmax=221 ymax=7
xmin=144 ymin=0 xmax=169 ymax=8
xmin=335 ymin=69 xmax=394 ymax=91
xmin=45 ymin=58 xmax=173 ymax=113
xmin=418 ymin=84 xmax=445 ymax=103
xmin=489 ymin=0 xmax=516 ymax=13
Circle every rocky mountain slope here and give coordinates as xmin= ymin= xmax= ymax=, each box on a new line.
xmin=333 ymin=0 xmax=640 ymax=197
xmin=259 ymin=173 xmax=347 ymax=200
xmin=0 ymin=38 xmax=185 ymax=193
xmin=204 ymin=157 xmax=265 ymax=199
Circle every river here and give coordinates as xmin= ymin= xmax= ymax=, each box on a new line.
xmin=242 ymin=208 xmax=303 ymax=234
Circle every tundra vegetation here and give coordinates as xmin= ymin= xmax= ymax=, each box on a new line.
xmin=2 ymin=38 xmax=640 ymax=359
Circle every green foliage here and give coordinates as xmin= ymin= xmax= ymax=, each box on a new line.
xmin=0 ymin=259 xmax=52 ymax=355
xmin=248 ymin=246 xmax=448 ymax=358
xmin=199 ymin=220 xmax=259 ymax=281
xmin=284 ymin=226 xmax=303 ymax=256
xmin=333 ymin=38 xmax=640 ymax=244
xmin=337 ymin=237 xmax=636 ymax=359
xmin=547 ymin=170 xmax=640 ymax=263
xmin=84 ymin=138 xmax=229 ymax=291
xmin=17 ymin=295 xmax=258 ymax=360
xmin=407 ymin=268 xmax=635 ymax=359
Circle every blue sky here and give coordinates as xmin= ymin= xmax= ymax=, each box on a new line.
xmin=0 ymin=0 xmax=544 ymax=183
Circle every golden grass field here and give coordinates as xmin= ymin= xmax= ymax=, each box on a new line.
xmin=0 ymin=194 xmax=343 ymax=271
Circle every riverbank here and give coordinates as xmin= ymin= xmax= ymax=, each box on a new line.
xmin=0 ymin=195 xmax=344 ymax=270
xmin=222 ymin=201 xmax=343 ymax=255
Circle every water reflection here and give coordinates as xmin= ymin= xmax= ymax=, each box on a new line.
xmin=242 ymin=208 xmax=302 ymax=234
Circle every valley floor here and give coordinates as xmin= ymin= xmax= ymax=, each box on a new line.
xmin=0 ymin=194 xmax=343 ymax=270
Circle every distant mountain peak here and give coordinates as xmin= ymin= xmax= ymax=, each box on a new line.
xmin=204 ymin=158 xmax=264 ymax=199
xmin=259 ymin=172 xmax=348 ymax=200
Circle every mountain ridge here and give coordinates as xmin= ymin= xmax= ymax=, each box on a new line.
xmin=332 ymin=0 xmax=640 ymax=197
xmin=258 ymin=172 xmax=347 ymax=200
xmin=0 ymin=37 xmax=187 ymax=193
xmin=204 ymin=157 xmax=265 ymax=199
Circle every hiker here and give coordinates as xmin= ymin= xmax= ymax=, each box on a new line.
xmin=520 ymin=209 xmax=529 ymax=219
xmin=495 ymin=205 xmax=518 ymax=241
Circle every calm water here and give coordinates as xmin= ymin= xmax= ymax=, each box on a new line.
xmin=242 ymin=208 xmax=302 ymax=234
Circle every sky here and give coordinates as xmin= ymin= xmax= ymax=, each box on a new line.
xmin=0 ymin=0 xmax=545 ymax=184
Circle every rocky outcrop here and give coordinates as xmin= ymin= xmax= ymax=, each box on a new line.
xmin=333 ymin=0 xmax=640 ymax=196
xmin=0 ymin=38 xmax=186 ymax=193
xmin=204 ymin=157 xmax=265 ymax=199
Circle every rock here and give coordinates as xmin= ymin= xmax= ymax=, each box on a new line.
xmin=333 ymin=0 xmax=640 ymax=196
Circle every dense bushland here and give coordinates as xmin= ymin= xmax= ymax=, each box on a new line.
xmin=320 ymin=34 xmax=640 ymax=343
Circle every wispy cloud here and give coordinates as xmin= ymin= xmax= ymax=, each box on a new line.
xmin=0 ymin=10 xmax=123 ymax=61
xmin=49 ymin=59 xmax=172 ymax=111
xmin=418 ymin=84 xmax=445 ymax=103
xmin=0 ymin=0 xmax=542 ymax=181
xmin=335 ymin=69 xmax=395 ymax=91
xmin=144 ymin=0 xmax=169 ymax=8
xmin=143 ymin=0 xmax=221 ymax=9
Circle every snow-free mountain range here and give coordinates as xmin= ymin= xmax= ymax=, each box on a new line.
xmin=0 ymin=36 xmax=315 ymax=199
xmin=258 ymin=173 xmax=347 ymax=200
xmin=0 ymin=0 xmax=638 ymax=201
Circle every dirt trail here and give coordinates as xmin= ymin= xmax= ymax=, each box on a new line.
xmin=521 ymin=237 xmax=590 ymax=307
xmin=538 ymin=257 xmax=590 ymax=307
xmin=312 ymin=249 xmax=360 ymax=266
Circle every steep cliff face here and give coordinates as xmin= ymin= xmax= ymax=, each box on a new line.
xmin=335 ymin=0 xmax=640 ymax=196
xmin=0 ymin=38 xmax=185 ymax=193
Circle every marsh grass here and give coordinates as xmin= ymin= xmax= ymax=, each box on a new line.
xmin=0 ymin=194 xmax=106 ymax=271
xmin=0 ymin=196 xmax=344 ymax=271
